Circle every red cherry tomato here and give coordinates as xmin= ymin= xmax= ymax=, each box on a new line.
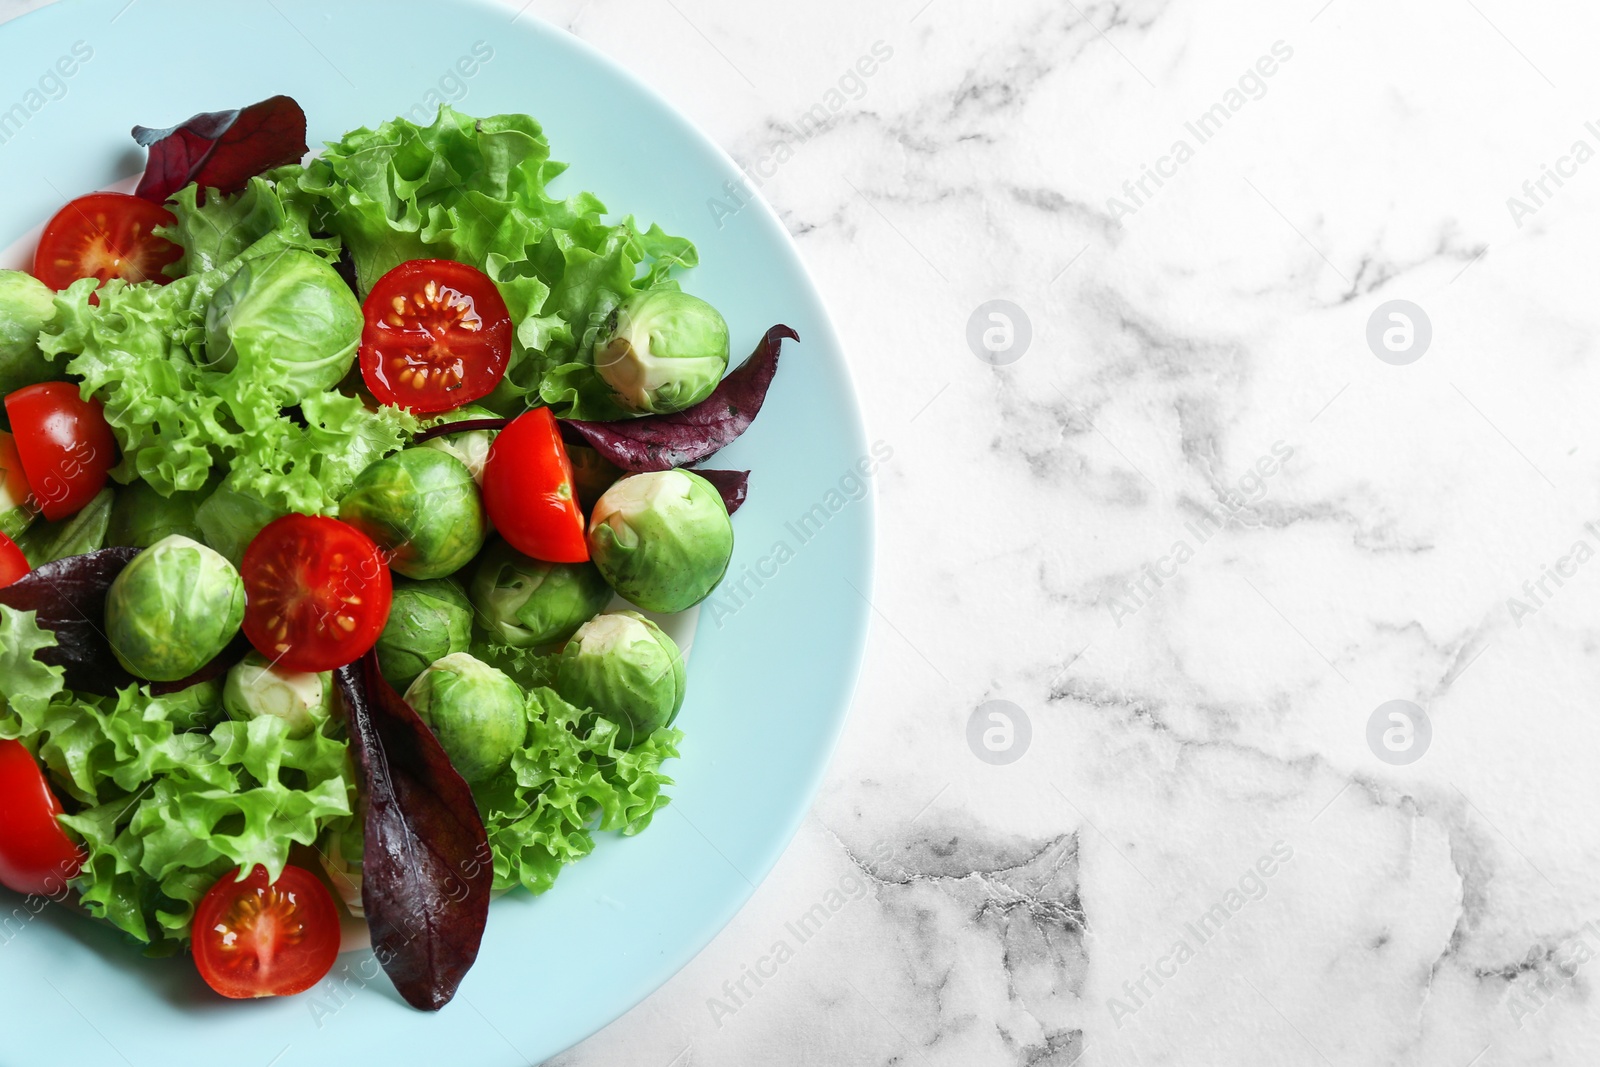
xmin=0 ymin=532 xmax=27 ymax=589
xmin=33 ymin=192 xmax=181 ymax=290
xmin=358 ymin=259 xmax=512 ymax=415
xmin=0 ymin=739 xmax=83 ymax=896
xmin=240 ymin=514 xmax=393 ymax=672
xmin=481 ymin=408 xmax=588 ymax=563
xmin=4 ymin=382 xmax=118 ymax=521
xmin=192 ymin=864 xmax=340 ymax=999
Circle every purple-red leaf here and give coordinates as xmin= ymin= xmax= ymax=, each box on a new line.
xmin=693 ymin=470 xmax=749 ymax=514
xmin=0 ymin=548 xmax=245 ymax=696
xmin=334 ymin=652 xmax=492 ymax=1012
xmin=561 ymin=325 xmax=797 ymax=471
xmin=132 ymin=95 xmax=308 ymax=203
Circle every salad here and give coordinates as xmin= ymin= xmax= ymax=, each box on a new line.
xmin=0 ymin=96 xmax=794 ymax=1010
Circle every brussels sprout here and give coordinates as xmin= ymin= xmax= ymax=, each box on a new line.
xmin=375 ymin=578 xmax=474 ymax=690
xmin=469 ymin=539 xmax=611 ymax=649
xmin=402 ymin=652 xmax=525 ymax=783
xmin=205 ymin=250 xmax=363 ymax=400
xmin=195 ymin=481 xmax=283 ymax=566
xmin=0 ymin=270 xmax=58 ymax=400
xmin=320 ymin=818 xmax=365 ymax=917
xmin=422 ymin=404 xmax=499 ymax=483
xmin=554 ymin=611 xmax=685 ymax=748
xmin=0 ymin=431 xmax=35 ymax=539
xmin=594 ymin=290 xmax=730 ymax=414
xmin=108 ymin=478 xmax=212 ymax=549
xmin=105 ymin=535 xmax=245 ymax=682
xmin=588 ymin=470 xmax=733 ymax=613
xmin=222 ymin=651 xmax=334 ymax=739
xmin=339 ymin=448 xmax=486 ymax=580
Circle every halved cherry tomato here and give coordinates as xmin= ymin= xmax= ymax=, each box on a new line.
xmin=33 ymin=192 xmax=181 ymax=290
xmin=481 ymin=408 xmax=588 ymax=562
xmin=0 ymin=532 xmax=27 ymax=589
xmin=193 ymin=864 xmax=340 ymax=999
xmin=358 ymin=259 xmax=512 ymax=415
xmin=4 ymin=382 xmax=117 ymax=521
xmin=0 ymin=739 xmax=83 ymax=896
xmin=240 ymin=515 xmax=393 ymax=672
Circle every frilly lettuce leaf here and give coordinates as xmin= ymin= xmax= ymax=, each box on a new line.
xmin=475 ymin=686 xmax=680 ymax=895
xmin=0 ymin=606 xmax=353 ymax=946
xmin=298 ymin=106 xmax=695 ymax=419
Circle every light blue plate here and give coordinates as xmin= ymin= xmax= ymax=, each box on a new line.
xmin=0 ymin=1 xmax=873 ymax=1062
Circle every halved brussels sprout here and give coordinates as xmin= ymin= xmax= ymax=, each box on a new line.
xmin=469 ymin=539 xmax=611 ymax=649
xmin=205 ymin=249 xmax=364 ymax=401
xmin=105 ymin=535 xmax=245 ymax=682
xmin=554 ymin=611 xmax=685 ymax=748
xmin=594 ymin=290 xmax=729 ymax=414
xmin=338 ymin=448 xmax=487 ymax=580
xmin=375 ymin=578 xmax=475 ymax=691
xmin=403 ymin=652 xmax=525 ymax=783
xmin=588 ymin=469 xmax=733 ymax=613
xmin=221 ymin=651 xmax=333 ymax=739
xmin=421 ymin=404 xmax=500 ymax=484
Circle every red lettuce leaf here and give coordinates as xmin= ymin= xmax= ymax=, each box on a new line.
xmin=412 ymin=418 xmax=507 ymax=445
xmin=333 ymin=652 xmax=492 ymax=1012
xmin=693 ymin=470 xmax=749 ymax=514
xmin=561 ymin=325 xmax=797 ymax=471
xmin=132 ymin=95 xmax=308 ymax=203
xmin=0 ymin=547 xmax=245 ymax=696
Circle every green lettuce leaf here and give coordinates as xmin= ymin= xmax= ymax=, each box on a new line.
xmin=0 ymin=606 xmax=353 ymax=946
xmin=475 ymin=686 xmax=680 ymax=895
xmin=299 ymin=106 xmax=696 ymax=419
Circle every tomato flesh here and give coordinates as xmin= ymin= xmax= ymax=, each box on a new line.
xmin=359 ymin=259 xmax=512 ymax=415
xmin=4 ymin=382 xmax=118 ymax=521
xmin=0 ymin=532 xmax=27 ymax=589
xmin=193 ymin=864 xmax=340 ymax=999
xmin=33 ymin=192 xmax=180 ymax=290
xmin=481 ymin=408 xmax=588 ymax=563
xmin=0 ymin=739 xmax=83 ymax=896
xmin=241 ymin=515 xmax=393 ymax=672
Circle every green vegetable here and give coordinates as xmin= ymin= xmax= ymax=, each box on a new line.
xmin=0 ymin=605 xmax=352 ymax=945
xmin=0 ymin=269 xmax=58 ymax=400
xmin=222 ymin=651 xmax=333 ymax=739
xmin=469 ymin=539 xmax=611 ymax=649
xmin=594 ymin=290 xmax=729 ymax=414
xmin=338 ymin=448 xmax=486 ymax=580
xmin=108 ymin=478 xmax=212 ymax=548
xmin=588 ymin=470 xmax=733 ymax=613
xmin=35 ymin=178 xmax=414 ymax=509
xmin=204 ymin=249 xmax=363 ymax=401
xmin=193 ymin=480 xmax=282 ymax=565
xmin=104 ymin=535 xmax=245 ymax=682
xmin=375 ymin=578 xmax=474 ymax=691
xmin=402 ymin=651 xmax=524 ymax=783
xmin=421 ymin=403 xmax=499 ymax=482
xmin=16 ymin=486 xmax=113 ymax=567
xmin=474 ymin=685 xmax=680 ymax=894
xmin=554 ymin=611 xmax=685 ymax=748
xmin=297 ymin=106 xmax=696 ymax=420
xmin=320 ymin=817 xmax=365 ymax=917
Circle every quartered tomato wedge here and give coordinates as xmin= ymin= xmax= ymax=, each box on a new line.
xmin=240 ymin=514 xmax=393 ymax=672
xmin=193 ymin=864 xmax=340 ymax=999
xmin=0 ymin=739 xmax=83 ymax=896
xmin=0 ymin=532 xmax=27 ymax=589
xmin=4 ymin=382 xmax=118 ymax=521
xmin=358 ymin=259 xmax=512 ymax=415
xmin=33 ymin=192 xmax=181 ymax=290
xmin=481 ymin=408 xmax=588 ymax=562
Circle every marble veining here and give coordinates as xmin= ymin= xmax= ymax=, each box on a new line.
xmin=8 ymin=0 xmax=1600 ymax=1063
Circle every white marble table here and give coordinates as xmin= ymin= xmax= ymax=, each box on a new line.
xmin=10 ymin=0 xmax=1600 ymax=1064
